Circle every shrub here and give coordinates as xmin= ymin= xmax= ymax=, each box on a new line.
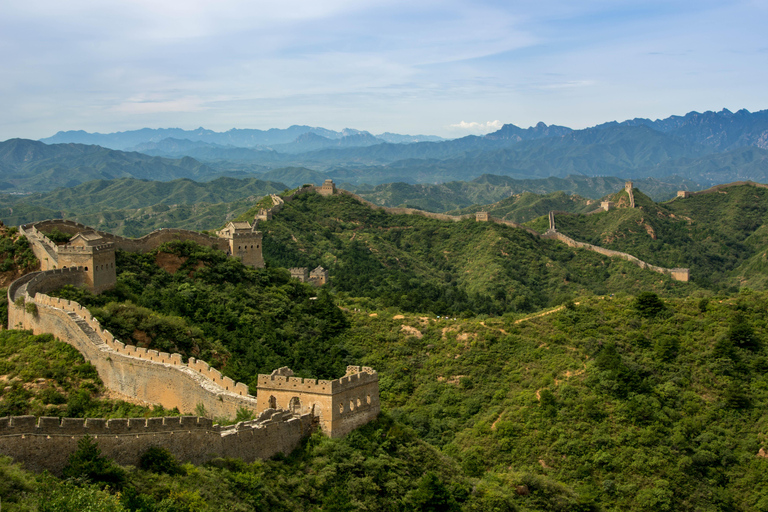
xmin=24 ymin=302 xmax=37 ymax=316
xmin=138 ymin=446 xmax=184 ymax=475
xmin=634 ymin=292 xmax=666 ymax=318
xmin=62 ymin=436 xmax=126 ymax=488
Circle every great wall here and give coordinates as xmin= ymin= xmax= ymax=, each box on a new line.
xmin=292 ymin=179 xmax=689 ymax=281
xmin=6 ymin=178 xmax=762 ymax=472
xmin=2 ymin=188 xmax=380 ymax=472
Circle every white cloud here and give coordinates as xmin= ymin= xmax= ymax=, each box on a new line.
xmin=448 ymin=120 xmax=504 ymax=133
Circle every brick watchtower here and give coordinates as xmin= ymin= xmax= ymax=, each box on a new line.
xmin=217 ymin=221 xmax=265 ymax=268
xmin=58 ymin=232 xmax=116 ymax=293
xmin=256 ymin=366 xmax=380 ymax=438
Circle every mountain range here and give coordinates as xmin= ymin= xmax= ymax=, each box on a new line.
xmin=1 ymin=108 xmax=767 ymax=194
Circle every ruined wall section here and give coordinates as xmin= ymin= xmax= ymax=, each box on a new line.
xmin=8 ymin=270 xmax=259 ymax=419
xmin=0 ymin=412 xmax=312 ymax=475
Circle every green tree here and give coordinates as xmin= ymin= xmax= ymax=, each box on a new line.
xmin=407 ymin=472 xmax=460 ymax=512
xmin=634 ymin=292 xmax=666 ymax=318
xmin=62 ymin=436 xmax=126 ymax=488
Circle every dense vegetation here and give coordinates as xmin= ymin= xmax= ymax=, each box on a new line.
xmin=2 ymin=183 xmax=768 ymax=511
xmin=4 ymin=285 xmax=768 ymax=511
xmin=540 ymin=185 xmax=768 ymax=291
xmin=245 ymin=191 xmax=692 ymax=316
xmin=51 ymin=241 xmax=352 ymax=387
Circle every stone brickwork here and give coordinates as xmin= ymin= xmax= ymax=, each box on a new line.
xmin=256 ymin=366 xmax=380 ymax=438
xmin=0 ymin=411 xmax=312 ymax=475
xmin=217 ymin=221 xmax=265 ymax=268
xmin=318 ymin=179 xmax=337 ymax=196
xmin=4 ymin=264 xmax=380 ymax=471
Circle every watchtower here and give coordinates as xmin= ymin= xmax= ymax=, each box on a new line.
xmin=217 ymin=221 xmax=265 ymax=268
xmin=318 ymin=179 xmax=337 ymax=196
xmin=254 ymin=208 xmax=272 ymax=222
xmin=475 ymin=212 xmax=489 ymax=222
xmin=256 ymin=366 xmax=380 ymax=438
xmin=58 ymin=232 xmax=116 ymax=293
xmin=625 ymin=181 xmax=633 ymax=193
xmin=290 ymin=267 xmax=309 ymax=282
xmin=309 ymin=266 xmax=329 ymax=286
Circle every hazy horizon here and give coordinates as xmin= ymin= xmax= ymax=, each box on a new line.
xmin=2 ymin=0 xmax=766 ymax=141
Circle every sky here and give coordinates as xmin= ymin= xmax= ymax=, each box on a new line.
xmin=1 ymin=0 xmax=767 ymax=141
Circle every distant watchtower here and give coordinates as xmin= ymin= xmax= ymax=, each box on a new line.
xmin=475 ymin=212 xmax=489 ymax=222
xmin=625 ymin=181 xmax=633 ymax=193
xmin=217 ymin=221 xmax=264 ymax=268
xmin=58 ymin=232 xmax=116 ymax=293
xmin=318 ymin=179 xmax=337 ymax=196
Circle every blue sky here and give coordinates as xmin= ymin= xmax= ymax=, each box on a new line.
xmin=1 ymin=0 xmax=766 ymax=140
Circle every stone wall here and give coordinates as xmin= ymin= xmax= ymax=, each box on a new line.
xmin=683 ymin=181 xmax=768 ymax=197
xmin=257 ymin=181 xmax=685 ymax=281
xmin=541 ymin=230 xmax=689 ymax=282
xmin=0 ymin=411 xmax=312 ymax=475
xmin=256 ymin=366 xmax=380 ymax=438
xmin=20 ymin=220 xmax=229 ymax=257
xmin=8 ymin=269 xmax=259 ymax=419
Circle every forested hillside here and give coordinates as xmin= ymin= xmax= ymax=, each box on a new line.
xmin=540 ymin=185 xmax=768 ymax=290
xmin=0 ymin=176 xmax=290 ymax=236
xmin=242 ymin=192 xmax=692 ymax=316
xmin=2 ymin=183 xmax=768 ymax=511
xmin=4 ymin=250 xmax=767 ymax=511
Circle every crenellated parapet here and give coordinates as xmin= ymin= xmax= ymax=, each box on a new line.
xmin=8 ymin=269 xmax=259 ymax=419
xmin=0 ymin=412 xmax=313 ymax=474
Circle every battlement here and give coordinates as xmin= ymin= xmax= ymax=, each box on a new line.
xmin=8 ymin=268 xmax=260 ymax=419
xmin=0 ymin=411 xmax=314 ymax=474
xmin=0 ymin=415 xmax=215 ymax=435
xmin=228 ymin=231 xmax=262 ymax=238
xmin=59 ymin=243 xmax=114 ymax=253
xmin=257 ymin=373 xmax=335 ymax=394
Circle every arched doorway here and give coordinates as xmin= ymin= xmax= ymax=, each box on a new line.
xmin=268 ymin=396 xmax=277 ymax=409
xmin=289 ymin=396 xmax=302 ymax=414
